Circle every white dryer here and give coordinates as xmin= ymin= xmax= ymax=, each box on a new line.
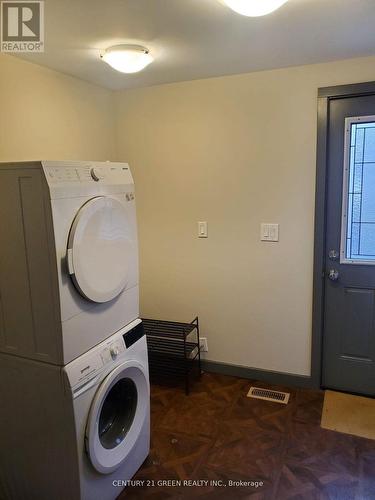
xmin=0 ymin=161 xmax=139 ymax=364
xmin=0 ymin=320 xmax=150 ymax=500
xmin=45 ymin=160 xmax=139 ymax=363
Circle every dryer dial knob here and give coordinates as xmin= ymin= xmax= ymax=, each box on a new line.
xmin=110 ymin=346 xmax=119 ymax=360
xmin=90 ymin=167 xmax=104 ymax=181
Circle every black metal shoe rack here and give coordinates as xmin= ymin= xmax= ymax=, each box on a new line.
xmin=142 ymin=316 xmax=201 ymax=395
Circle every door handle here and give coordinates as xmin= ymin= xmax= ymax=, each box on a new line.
xmin=328 ymin=269 xmax=339 ymax=281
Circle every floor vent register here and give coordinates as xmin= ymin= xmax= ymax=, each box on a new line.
xmin=247 ymin=386 xmax=290 ymax=404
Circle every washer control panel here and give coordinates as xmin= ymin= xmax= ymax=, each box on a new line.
xmin=64 ymin=319 xmax=142 ymax=391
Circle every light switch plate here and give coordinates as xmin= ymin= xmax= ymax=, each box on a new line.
xmin=261 ymin=223 xmax=279 ymax=242
xmin=198 ymin=221 xmax=208 ymax=238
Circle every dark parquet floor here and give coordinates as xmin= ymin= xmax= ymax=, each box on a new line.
xmin=119 ymin=372 xmax=375 ymax=499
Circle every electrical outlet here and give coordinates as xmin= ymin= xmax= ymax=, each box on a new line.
xmin=199 ymin=337 xmax=208 ymax=352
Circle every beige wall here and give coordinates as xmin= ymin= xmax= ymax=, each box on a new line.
xmin=114 ymin=56 xmax=375 ymax=376
xmin=0 ymin=54 xmax=115 ymax=162
xmin=3 ymin=52 xmax=375 ymax=377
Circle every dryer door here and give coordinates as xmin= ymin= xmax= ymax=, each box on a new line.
xmin=85 ymin=360 xmax=149 ymax=474
xmin=67 ymin=196 xmax=132 ymax=303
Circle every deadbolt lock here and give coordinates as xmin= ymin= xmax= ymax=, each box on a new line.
xmin=329 ymin=249 xmax=339 ymax=260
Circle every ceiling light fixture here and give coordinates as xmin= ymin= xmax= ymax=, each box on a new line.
xmin=100 ymin=44 xmax=153 ymax=74
xmin=221 ymin=0 xmax=288 ymax=17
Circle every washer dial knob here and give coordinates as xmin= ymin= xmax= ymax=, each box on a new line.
xmin=110 ymin=346 xmax=119 ymax=360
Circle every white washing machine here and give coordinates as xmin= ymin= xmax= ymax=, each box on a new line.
xmin=0 ymin=160 xmax=139 ymax=364
xmin=0 ymin=319 xmax=150 ymax=500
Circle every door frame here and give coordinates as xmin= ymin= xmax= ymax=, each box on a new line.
xmin=312 ymin=81 xmax=375 ymax=388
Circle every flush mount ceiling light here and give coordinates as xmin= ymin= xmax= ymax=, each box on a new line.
xmin=100 ymin=44 xmax=153 ymax=74
xmin=221 ymin=0 xmax=288 ymax=17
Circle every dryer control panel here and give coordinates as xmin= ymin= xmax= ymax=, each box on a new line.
xmin=64 ymin=318 xmax=143 ymax=393
xmin=42 ymin=161 xmax=135 ymax=199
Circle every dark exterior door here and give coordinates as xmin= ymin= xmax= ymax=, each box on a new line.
xmin=323 ymin=94 xmax=375 ymax=396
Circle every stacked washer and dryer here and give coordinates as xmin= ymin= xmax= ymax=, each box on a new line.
xmin=0 ymin=161 xmax=150 ymax=500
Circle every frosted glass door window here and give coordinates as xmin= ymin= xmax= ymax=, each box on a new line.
xmin=341 ymin=117 xmax=375 ymax=263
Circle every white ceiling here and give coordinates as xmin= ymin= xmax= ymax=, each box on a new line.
xmin=17 ymin=0 xmax=375 ymax=90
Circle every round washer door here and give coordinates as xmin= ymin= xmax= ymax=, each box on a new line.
xmin=67 ymin=196 xmax=132 ymax=303
xmin=86 ymin=361 xmax=149 ymax=474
